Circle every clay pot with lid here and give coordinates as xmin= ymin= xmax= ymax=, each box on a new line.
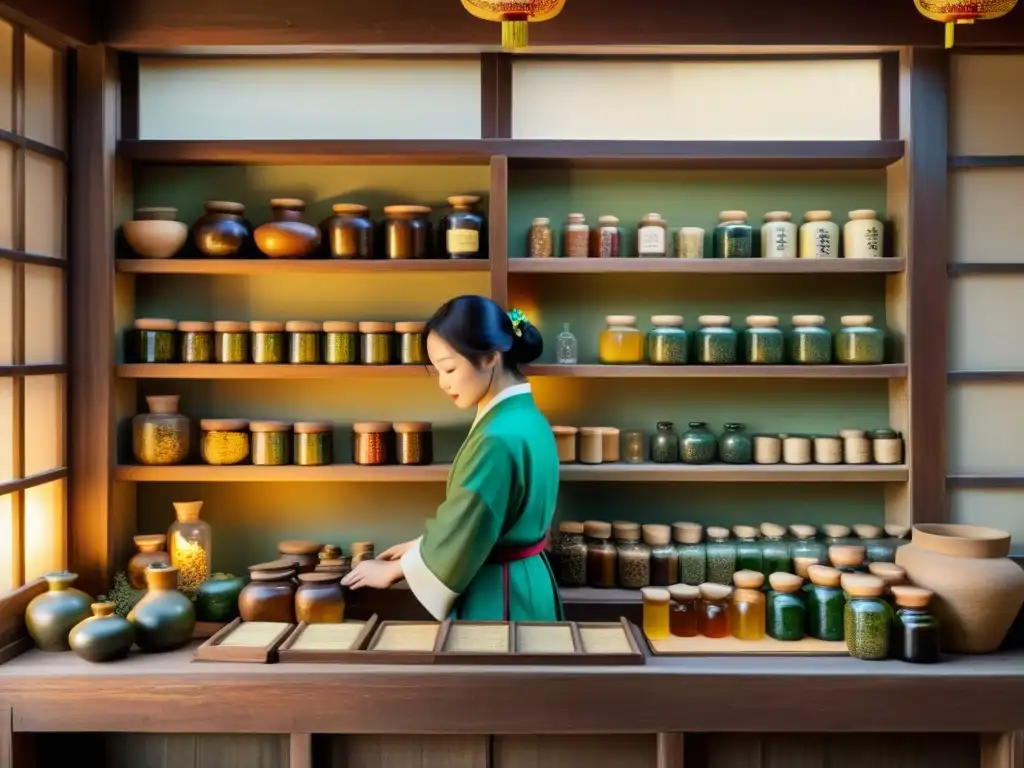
xmin=239 ymin=560 xmax=298 ymax=623
xmin=128 ymin=534 xmax=171 ymax=589
xmin=193 ymin=201 xmax=252 ymax=257
xmin=295 ymin=572 xmax=346 ymax=623
xmin=384 ymin=204 xmax=432 ymax=259
xmin=255 ymin=198 xmax=321 ymax=258
xmin=322 ymin=203 xmax=374 ymax=259
xmin=123 ymin=207 xmax=188 ymax=259
xmin=25 ymin=571 xmax=93 ymax=652
xmin=278 ymin=540 xmax=322 ymax=574
xmin=132 ymin=395 xmax=190 ymax=466
xmin=128 ymin=564 xmax=196 ymax=653
xmin=69 ymin=601 xmax=135 ymax=663
xmin=895 ymin=524 xmax=1024 ymax=653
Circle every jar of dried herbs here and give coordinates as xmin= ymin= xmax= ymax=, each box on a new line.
xmin=396 ymin=321 xmax=428 ymax=365
xmin=134 ymin=318 xmax=177 ymax=363
xmin=843 ymin=573 xmax=892 ymax=661
xmin=647 ymin=315 xmax=688 ymax=365
xmin=132 ymin=395 xmax=190 ymax=466
xmin=718 ymin=423 xmax=752 ymax=464
xmin=760 ymin=522 xmax=792 ymax=576
xmin=563 ymin=213 xmax=589 ymax=259
xmin=836 ymin=315 xmax=884 ymax=364
xmin=359 ymin=321 xmax=395 ymax=365
xmin=854 ymin=523 xmax=889 ymax=564
xmin=591 ymin=215 xmax=621 ymax=258
xmin=743 ymin=315 xmax=784 ymax=364
xmin=712 ymin=210 xmax=753 ymax=259
xmin=557 ymin=521 xmax=587 ymax=587
xmin=789 ymin=315 xmax=832 ymax=364
xmin=705 ymin=526 xmax=737 ymax=585
xmin=528 ymin=217 xmax=553 ymax=259
xmin=213 ymin=321 xmax=249 ymax=364
xmin=441 ymin=195 xmax=485 ymax=259
xmin=177 ymin=321 xmax=213 ymax=363
xmin=806 ymin=564 xmax=845 ymax=641
xmin=295 ymin=421 xmax=334 ymax=466
xmin=644 ymin=524 xmax=677 ymax=587
xmin=696 ymin=315 xmax=737 ymax=364
xmin=250 ymin=420 xmax=292 ymax=466
xmin=352 ymin=421 xmax=391 ymax=465
xmin=673 ymin=522 xmax=706 ymax=586
xmin=584 ymin=520 xmax=616 ymax=588
xmin=286 ymin=320 xmax=322 ymax=364
xmin=394 ymin=421 xmax=432 ymax=465
xmin=384 ymin=205 xmax=432 ymax=259
xmin=323 ymin=321 xmax=358 ymax=365
xmin=200 ymin=419 xmax=250 ymax=465
xmin=249 ymin=320 xmax=285 ymax=364
xmin=615 ymin=522 xmax=650 ymax=589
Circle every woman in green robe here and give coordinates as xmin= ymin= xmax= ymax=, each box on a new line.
xmin=342 ymin=295 xmax=562 ymax=621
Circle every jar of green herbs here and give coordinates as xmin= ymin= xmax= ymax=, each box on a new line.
xmin=696 ymin=315 xmax=737 ymax=364
xmin=134 ymin=318 xmax=177 ymax=363
xmin=249 ymin=320 xmax=285 ymax=364
xmin=843 ymin=573 xmax=892 ymax=661
xmin=705 ymin=526 xmax=737 ymax=586
xmin=647 ymin=315 xmax=689 ymax=365
xmin=760 ymin=523 xmax=792 ymax=576
xmin=743 ymin=315 xmax=784 ymax=364
xmin=806 ymin=565 xmax=845 ymax=641
xmin=766 ymin=572 xmax=805 ymax=641
xmin=286 ymin=320 xmax=322 ymax=364
xmin=213 ymin=321 xmax=249 ymax=364
xmin=673 ymin=522 xmax=706 ymax=586
xmin=733 ymin=525 xmax=764 ymax=574
xmin=789 ymin=314 xmax=832 ymax=364
xmin=323 ymin=321 xmax=358 ymax=365
xmin=835 ymin=314 xmax=885 ymax=364
xmin=177 ymin=321 xmax=213 ymax=363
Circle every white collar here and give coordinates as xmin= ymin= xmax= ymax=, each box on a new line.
xmin=472 ymin=382 xmax=532 ymax=429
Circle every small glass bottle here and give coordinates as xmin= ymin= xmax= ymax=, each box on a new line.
xmin=647 ymin=315 xmax=689 ymax=365
xmin=615 ymin=522 xmax=651 ymax=589
xmin=761 ymin=211 xmax=797 ymax=259
xmin=719 ymin=423 xmax=752 ymax=464
xmin=673 ymin=522 xmax=706 ymax=586
xmin=557 ymin=521 xmax=587 ymax=587
xmin=799 ymin=210 xmax=839 ymax=259
xmin=528 ymin=217 xmax=553 ymax=259
xmin=844 ymin=209 xmax=885 ymax=259
xmin=729 ymin=570 xmax=766 ymax=640
xmin=668 ymin=584 xmax=701 ymax=637
xmin=598 ymin=315 xmax=644 ymax=364
xmin=698 ymin=583 xmax=732 ymax=638
xmin=705 ymin=526 xmax=737 ymax=586
xmin=681 ymin=421 xmax=718 ymax=464
xmin=696 ymin=315 xmax=738 ymax=364
xmin=556 ymin=323 xmax=578 ymax=364
xmin=766 ymin=572 xmax=805 ymax=641
xmin=322 ymin=202 xmax=374 ymax=259
xmin=760 ymin=522 xmax=792 ymax=576
xmin=591 ymin=215 xmax=621 ymax=258
xmin=743 ymin=315 xmax=785 ymax=364
xmin=651 ymin=421 xmax=680 ymax=463
xmin=644 ymin=524 xmax=678 ymax=587
xmin=637 ymin=213 xmax=668 ymax=258
xmin=836 ymin=315 xmax=885 ymax=364
xmin=891 ymin=585 xmax=941 ymax=663
xmin=167 ymin=501 xmax=212 ymax=597
xmin=843 ymin=573 xmax=892 ymax=661
xmin=806 ymin=564 xmax=846 ymax=641
xmin=622 ymin=429 xmax=645 ymax=464
xmin=789 ymin=315 xmax=832 ymax=364
xmin=563 ymin=213 xmax=589 ymax=258
xmin=642 ymin=587 xmax=671 ymax=640
xmin=854 ymin=523 xmax=889 ymax=563
xmin=733 ymin=526 xmax=764 ymax=574
xmin=713 ymin=210 xmax=753 ymax=258
xmin=584 ymin=521 xmax=616 ymax=588
xmin=789 ymin=524 xmax=828 ymax=566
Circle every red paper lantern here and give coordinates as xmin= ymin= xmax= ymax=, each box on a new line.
xmin=461 ymin=0 xmax=567 ymax=51
xmin=914 ymin=0 xmax=1018 ymax=47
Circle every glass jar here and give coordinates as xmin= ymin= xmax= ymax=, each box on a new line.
xmin=128 ymin=534 xmax=171 ymax=590
xmin=766 ymin=572 xmax=805 ymax=641
xmin=557 ymin=521 xmax=587 ymax=587
xmin=761 ymin=211 xmax=797 ymax=259
xmin=250 ymin=420 xmax=292 ymax=466
xmin=844 ymin=209 xmax=884 ymax=259
xmin=713 ymin=210 xmax=753 ymax=258
xmin=323 ymin=321 xmax=359 ymax=365
xmin=642 ymin=587 xmax=671 ymax=640
xmin=352 ymin=421 xmax=391 ymax=465
xmin=705 ymin=526 xmax=736 ymax=585
xmin=813 ymin=435 xmax=843 ymax=464
xmin=200 ymin=419 xmax=250 ymax=465
xmin=563 ymin=212 xmax=589 ymax=259
xmin=697 ymin=583 xmax=732 ymax=638
xmin=132 ymin=395 xmax=190 ymax=466
xmin=760 ymin=523 xmax=792 ymax=576
xmin=673 ymin=522 xmax=706 ymax=586
xmin=647 ymin=315 xmax=688 ymax=365
xmin=394 ymin=422 xmax=432 ymax=466
xmin=753 ymin=434 xmax=782 ymax=464
xmin=681 ymin=421 xmax=717 ymax=464
xmin=615 ymin=522 xmax=650 ymax=589
xmin=579 ymin=428 xmax=603 ymax=465
xmin=854 ymin=523 xmax=889 ymax=563
xmin=254 ymin=198 xmax=321 ymax=258
xmin=696 ymin=315 xmax=737 ymax=364
xmin=651 ymin=421 xmax=680 ymax=463
xmin=836 ymin=315 xmax=884 ymax=364
xmin=806 ymin=564 xmax=845 ymax=641
xmin=843 ymin=573 xmax=892 ymax=660
xmin=322 ymin=203 xmax=374 ymax=259
xmin=584 ymin=521 xmax=616 ymax=588
xmin=134 ymin=318 xmax=177 ymax=363
xmin=644 ymin=524 xmax=678 ymax=587
xmin=782 ymin=434 xmax=812 ymax=465
xmin=637 ymin=213 xmax=668 ymax=258
xmin=743 ymin=315 xmax=784 ymax=364
xmin=359 ymin=321 xmax=395 ymax=365
xmin=676 ymin=226 xmax=705 ymax=259
xmin=249 ymin=321 xmax=285 ymax=364
xmin=599 ymin=315 xmax=643 ymax=364
xmin=286 ymin=320 xmax=322 ymax=364
xmin=441 ymin=195 xmax=486 ymax=259
xmin=528 ymin=217 xmax=553 ymax=259
xmin=295 ymin=421 xmax=334 ymax=466
xmin=177 ymin=321 xmax=213 ymax=363
xmin=395 ymin=321 xmax=428 ymax=364
xmin=729 ymin=570 xmax=766 ymax=640
xmin=213 ymin=321 xmax=249 ymax=364
xmin=891 ymin=585 xmax=940 ymax=663
xmin=384 ymin=205 xmax=432 ymax=259
xmin=872 ymin=428 xmax=903 ymax=464
xmin=789 ymin=524 xmax=828 ymax=565
xmin=823 ymin=524 xmax=855 ymax=548
xmin=556 ymin=323 xmax=578 ymax=364
xmin=733 ymin=526 xmax=763 ymax=574
xmin=622 ymin=429 xmax=645 ymax=463
xmin=167 ymin=500 xmax=212 ymax=596
xmin=193 ymin=200 xmax=251 ymax=258
xmin=799 ymin=210 xmax=839 ymax=259
xmin=789 ymin=315 xmax=832 ymax=364
xmin=553 ymin=426 xmax=578 ymax=463
xmin=718 ymin=423 xmax=752 ymax=464
xmin=668 ymin=584 xmax=700 ymax=637
xmin=590 ymin=215 xmax=621 ymax=258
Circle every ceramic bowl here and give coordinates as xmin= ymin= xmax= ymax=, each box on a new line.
xmin=123 ymin=219 xmax=188 ymax=259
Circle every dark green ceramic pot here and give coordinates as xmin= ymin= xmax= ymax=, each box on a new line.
xmin=195 ymin=573 xmax=246 ymax=623
xmin=69 ymin=601 xmax=135 ymax=662
xmin=719 ymin=423 xmax=753 ymax=464
xmin=26 ymin=571 xmax=93 ymax=652
xmin=128 ymin=564 xmax=196 ymax=653
xmin=681 ymin=422 xmax=718 ymax=464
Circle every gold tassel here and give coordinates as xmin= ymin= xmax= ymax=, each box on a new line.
xmin=501 ymin=19 xmax=529 ymax=51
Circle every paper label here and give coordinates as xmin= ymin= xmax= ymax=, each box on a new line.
xmin=447 ymin=229 xmax=480 ymax=255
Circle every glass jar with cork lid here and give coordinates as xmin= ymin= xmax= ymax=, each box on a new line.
xmin=674 ymin=522 xmax=706 ymax=586
xmin=177 ymin=321 xmax=213 ymax=363
xmin=696 ymin=315 xmax=737 ymax=364
xmin=440 ymin=195 xmax=486 ymax=259
xmin=249 ymin=321 xmax=286 ymax=364
xmin=789 ymin=315 xmax=832 ymax=364
xmin=842 ymin=573 xmax=892 ymax=660
xmin=615 ymin=522 xmax=650 ymax=589
xmin=321 ymin=203 xmax=374 ymax=259
xmin=591 ymin=215 xmax=621 ymax=258
xmin=200 ymin=419 xmax=250 ymax=465
xmin=743 ymin=315 xmax=784 ymax=364
xmin=637 ymin=213 xmax=668 ymax=258
xmin=835 ymin=315 xmax=885 ymax=364
xmin=394 ymin=422 xmax=432 ymax=465
xmin=729 ymin=570 xmax=767 ymax=640
xmin=557 ymin=521 xmax=587 ymax=587
xmin=133 ymin=395 xmax=190 ymax=466
xmin=647 ymin=315 xmax=688 ymax=365
xmin=359 ymin=321 xmax=395 ymax=365
xmin=384 ymin=205 xmax=432 ymax=259
xmin=705 ymin=526 xmax=736 ymax=585
xmin=250 ymin=421 xmax=292 ymax=466
xmin=644 ymin=524 xmax=678 ymax=587
xmin=323 ymin=321 xmax=358 ymax=365
xmin=134 ymin=318 xmax=177 ymax=363
xmin=286 ymin=321 xmax=322 ymax=364
xmin=528 ymin=218 xmax=553 ymax=259
xmin=598 ymin=315 xmax=643 ymax=364
xmin=213 ymin=321 xmax=249 ymax=364
xmin=295 ymin=421 xmax=334 ymax=466
xmin=396 ymin=321 xmax=428 ymax=365
xmin=563 ymin=213 xmax=589 ymax=258
xmin=584 ymin=520 xmax=616 ymax=588
xmin=352 ymin=421 xmax=392 ymax=466
xmin=167 ymin=500 xmax=212 ymax=596
xmin=713 ymin=211 xmax=753 ymax=259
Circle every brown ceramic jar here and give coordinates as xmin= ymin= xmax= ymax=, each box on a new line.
xmin=254 ymin=198 xmax=321 ymax=258
xmin=193 ymin=201 xmax=252 ymax=257
xmin=239 ymin=560 xmax=298 ymax=623
xmin=295 ymin=572 xmax=346 ymax=624
xmin=128 ymin=534 xmax=171 ymax=590
xmin=277 ymin=540 xmax=322 ymax=574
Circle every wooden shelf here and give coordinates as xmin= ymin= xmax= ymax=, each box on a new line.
xmin=118 ymin=364 xmax=435 ymax=379
xmin=113 ymin=463 xmax=908 ymax=483
xmin=116 ymin=258 xmax=490 ymax=275
xmin=561 ymin=587 xmax=641 ymax=605
xmin=509 ymin=258 xmax=906 ymax=275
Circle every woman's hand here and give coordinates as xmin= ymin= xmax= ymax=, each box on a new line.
xmin=342 ymin=558 xmax=404 ymax=590
xmin=377 ymin=539 xmax=416 ymax=561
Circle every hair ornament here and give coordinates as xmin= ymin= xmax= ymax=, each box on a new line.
xmin=508 ymin=308 xmax=528 ymax=338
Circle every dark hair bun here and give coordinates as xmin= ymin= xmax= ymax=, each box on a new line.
xmin=508 ymin=321 xmax=543 ymax=365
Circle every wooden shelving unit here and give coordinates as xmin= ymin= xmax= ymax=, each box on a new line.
xmin=116 ymin=258 xmax=490 ymax=275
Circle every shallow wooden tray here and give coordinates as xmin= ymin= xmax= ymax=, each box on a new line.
xmin=193 ymin=618 xmax=295 ymax=663
xmin=192 ymin=621 xmax=229 ymax=640
xmin=360 ymin=620 xmax=443 ymax=664
xmin=648 ymin=634 xmax=849 ymax=656
xmin=435 ymin=621 xmax=514 ymax=665
xmin=277 ymin=616 xmax=379 ymax=664
xmin=574 ymin=618 xmax=646 ymax=666
xmin=512 ymin=621 xmax=580 ymax=663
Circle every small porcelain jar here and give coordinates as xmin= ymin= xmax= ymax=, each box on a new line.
xmin=744 ymin=315 xmax=784 ymax=364
xmin=789 ymin=315 xmax=832 ymax=364
xmin=696 ymin=315 xmax=737 ymax=364
xmin=841 ymin=428 xmax=872 ymax=464
xmin=579 ymin=428 xmax=604 ymax=465
xmin=813 ymin=435 xmax=843 ymax=465
xmin=647 ymin=315 xmax=688 ymax=365
xmin=836 ymin=315 xmax=885 ymax=364
xmin=799 ymin=210 xmax=839 ymax=259
xmin=872 ymin=429 xmax=903 ymax=464
xmin=761 ymin=211 xmax=797 ymax=259
xmin=844 ymin=209 xmax=885 ymax=259
xmin=552 ymin=426 xmax=578 ymax=463
xmin=753 ymin=434 xmax=782 ymax=464
xmin=713 ymin=211 xmax=753 ymax=259
xmin=782 ymin=434 xmax=812 ymax=465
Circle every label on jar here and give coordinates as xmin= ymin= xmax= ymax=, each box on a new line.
xmin=447 ymin=229 xmax=480 ymax=255
xmin=638 ymin=226 xmax=666 ymax=255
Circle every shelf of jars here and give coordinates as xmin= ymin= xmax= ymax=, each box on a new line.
xmin=508 ymin=257 xmax=905 ymax=274
xmin=116 ymin=258 xmax=490 ymax=274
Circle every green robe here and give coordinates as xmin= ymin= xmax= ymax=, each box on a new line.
xmin=401 ymin=384 xmax=562 ymax=621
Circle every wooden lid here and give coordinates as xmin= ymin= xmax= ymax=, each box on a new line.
xmin=804 ymin=210 xmax=833 ymax=221
xmin=672 ymin=522 xmax=703 ymax=545
xmin=531 ymin=217 xmax=550 ymax=226
xmin=133 ymin=533 xmax=166 ymax=549
xmin=384 ymin=204 xmax=431 ymax=215
xmin=598 ymin=215 xmax=619 ymax=225
xmin=200 ymin=418 xmax=249 ymax=431
xmin=760 ymin=522 xmax=786 ymax=539
xmin=642 ymin=524 xmax=671 ymax=547
xmin=808 ymin=564 xmax=842 ymax=587
xmin=358 ymin=321 xmax=395 ymax=333
xmin=718 ymin=210 xmax=748 ymax=222
xmin=578 ymin=427 xmax=602 ymax=437
xmin=829 ymin=545 xmax=865 ymax=568
xmin=885 ymin=524 xmax=910 ymax=538
xmin=733 ymin=570 xmax=764 ymax=590
xmin=699 ymin=583 xmax=732 ymax=601
xmin=698 ymin=314 xmax=732 ymax=326
xmin=270 ymin=197 xmax=306 ymax=209
xmin=641 ymin=587 xmax=671 ymax=604
xmin=640 ymin=212 xmax=665 ymax=223
xmin=205 ymin=200 xmax=245 ymax=213
xmin=868 ymin=562 xmax=907 ymax=586
xmin=91 ymin=601 xmax=117 ymax=617
xmin=791 ymin=314 xmax=826 ymax=327
xmin=763 ymin=211 xmax=792 ymax=222
xmin=651 ymin=314 xmax=684 ymax=327
xmin=249 ymin=559 xmax=299 ymax=573
xmin=135 ymin=318 xmax=176 ymax=332
xmin=668 ymin=584 xmax=700 ymax=601
xmin=848 ymin=209 xmax=878 ymax=220
xmin=584 ymin=520 xmax=612 ymax=539
xmin=177 ymin=321 xmax=214 ymax=332
xmin=793 ymin=556 xmax=820 ymax=579
xmin=249 ymin=320 xmax=285 ymax=333
xmin=298 ymin=571 xmax=343 ymax=584
xmin=552 ymin=426 xmax=579 ymax=436
xmin=395 ymin=321 xmax=427 ymax=334
xmin=294 ymin=421 xmax=334 ymax=434
xmin=332 ymin=203 xmax=368 ymax=214
xmin=447 ymin=195 xmax=480 ymax=206
xmin=352 ymin=421 xmax=391 ymax=434
xmin=823 ymin=524 xmax=851 ymax=538
xmin=769 ymin=572 xmax=803 ymax=593
xmin=604 ymin=315 xmax=637 ymax=326
xmin=890 ymin=585 xmax=933 ymax=609
xmin=285 ymin=320 xmax=323 ymax=333
xmin=746 ymin=315 xmax=780 ymax=328
xmin=840 ymin=314 xmax=874 ymax=326
xmin=249 ymin=420 xmax=292 ymax=433
xmin=733 ymin=525 xmax=760 ymax=539
xmin=323 ymin=321 xmax=358 ymax=333
xmin=679 ymin=226 xmax=704 ymax=235
xmin=559 ymin=521 xmax=585 ymax=534
xmin=789 ymin=524 xmax=817 ymax=540
xmin=706 ymin=526 xmax=730 ymax=540
xmin=841 ymin=572 xmax=885 ymax=597
xmin=840 ymin=429 xmax=867 ymax=439
xmin=213 ymin=321 xmax=249 ymax=333
xmin=612 ymin=522 xmax=640 ymax=539
xmin=393 ymin=421 xmax=431 ymax=433
xmin=566 ymin=212 xmax=586 ymax=222
xmin=598 ymin=427 xmax=620 ymax=437
xmin=854 ymin=523 xmax=883 ymax=540
xmin=145 ymin=395 xmax=181 ymax=415
xmin=278 ymin=540 xmax=322 ymax=556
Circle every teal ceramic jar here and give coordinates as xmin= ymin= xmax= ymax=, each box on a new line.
xmin=743 ymin=315 xmax=784 ymax=364
xmin=681 ymin=421 xmax=718 ymax=464
xmin=712 ymin=210 xmax=753 ymax=258
xmin=128 ymin=564 xmax=196 ymax=653
xmin=835 ymin=314 xmax=884 ymax=364
xmin=195 ymin=574 xmax=246 ymax=622
xmin=651 ymin=421 xmax=680 ymax=463
xmin=69 ymin=601 xmax=135 ymax=663
xmin=696 ymin=315 xmax=737 ymax=364
xmin=718 ymin=423 xmax=752 ymax=464
xmin=789 ymin=314 xmax=832 ymax=364
xmin=647 ymin=314 xmax=689 ymax=365
xmin=25 ymin=571 xmax=93 ymax=652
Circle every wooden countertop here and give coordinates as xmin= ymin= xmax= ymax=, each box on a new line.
xmin=2 ymin=644 xmax=1024 ymax=734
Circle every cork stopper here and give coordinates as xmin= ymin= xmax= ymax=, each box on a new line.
xmin=698 ymin=315 xmax=732 ymax=327
xmin=789 ymin=524 xmax=817 ymax=540
xmin=641 ymin=587 xmax=671 ymax=604
xmin=699 ymin=583 xmax=733 ymax=601
xmin=840 ymin=315 xmax=874 ymax=327
xmin=891 ymin=585 xmax=933 ymax=609
xmin=552 ymin=426 xmax=579 ymax=436
xmin=145 ymin=395 xmax=181 ymax=415
xmin=323 ymin=321 xmax=358 ymax=333
xmin=395 ymin=321 xmax=428 ymax=334
xmin=804 ymin=210 xmax=833 ymax=222
xmin=760 ymin=522 xmax=786 ymax=540
xmin=841 ymin=572 xmax=885 ymax=598
xmin=559 ymin=521 xmax=585 ymax=535
xmin=566 ymin=213 xmax=586 ymax=223
xmin=351 ymin=422 xmax=391 ymax=434
xmin=668 ymin=584 xmax=701 ymax=602
xmin=213 ymin=321 xmax=248 ymax=333
xmin=144 ymin=563 xmax=180 ymax=591
xmin=733 ymin=525 xmax=760 ymax=540
xmin=612 ymin=522 xmax=641 ymax=540
xmin=885 ymin=524 xmax=910 ymax=539
xmin=250 ymin=558 xmax=301 ymax=573
xmin=793 ymin=556 xmax=821 ymax=579
xmin=285 ymin=320 xmax=323 ymax=333
xmin=605 ymin=315 xmax=637 ymax=327
xmin=706 ymin=526 xmax=730 ymax=541
xmin=718 ymin=210 xmax=748 ymax=223
xmin=746 ymin=315 xmax=780 ymax=328
xmin=792 ymin=314 xmax=826 ymax=327
xmin=249 ymin=420 xmax=292 ymax=433
xmin=532 ymin=217 xmax=550 ymax=226
xmin=584 ymin=520 xmax=612 ymax=539
xmin=134 ymin=534 xmax=166 ymax=553
xmin=868 ymin=562 xmax=907 ymax=586
xmin=598 ymin=215 xmax=620 ymax=226
xmin=332 ymin=203 xmax=369 ymax=215
xmin=200 ymin=419 xmax=249 ymax=432
xmin=295 ymin=421 xmax=334 ymax=434
xmin=651 ymin=315 xmax=684 ymax=327
xmin=298 ymin=571 xmax=343 ymax=584
xmin=447 ymin=195 xmax=480 ymax=207
xmin=204 ymin=200 xmax=245 ymax=214
xmin=763 ymin=211 xmax=792 ymax=222
xmin=270 ymin=198 xmax=306 ymax=210
xmin=91 ymin=601 xmax=116 ymax=618
xmin=642 ymin=524 xmax=672 ymax=547
xmin=829 ymin=545 xmax=866 ymax=568
xmin=824 ymin=524 xmax=851 ymax=538
xmin=393 ymin=422 xmax=432 ymax=434
xmin=135 ymin=318 xmax=177 ymax=332
xmin=278 ymin=540 xmax=322 ymax=556
xmin=172 ymin=501 xmax=204 ymax=523
xmin=249 ymin=321 xmax=285 ymax=333
xmin=384 ymin=205 xmax=431 ymax=216
xmin=177 ymin=321 xmax=214 ymax=332
xmin=848 ymin=209 xmax=878 ymax=220
xmin=357 ymin=321 xmax=395 ymax=333
xmin=808 ymin=564 xmax=842 ymax=588
xmin=854 ymin=524 xmax=883 ymax=540
xmin=733 ymin=570 xmax=765 ymax=590
xmin=769 ymin=572 xmax=803 ymax=593
xmin=672 ymin=522 xmax=703 ymax=545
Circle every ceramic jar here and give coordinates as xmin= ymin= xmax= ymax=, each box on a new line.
xmin=123 ymin=207 xmax=188 ymax=259
xmin=240 ymin=560 xmax=299 ymax=623
xmin=194 ymin=574 xmax=245 ymax=623
xmin=782 ymin=434 xmax=812 ymax=464
xmin=254 ymin=198 xmax=321 ymax=258
xmin=836 ymin=315 xmax=885 ymax=364
xmin=813 ymin=435 xmax=843 ymax=464
xmin=278 ymin=540 xmax=322 ymax=574
xmin=322 ymin=203 xmax=374 ymax=259
xmin=760 ymin=211 xmax=797 ymax=259
xmin=579 ymin=428 xmax=603 ymax=465
xmin=129 ymin=564 xmax=197 ymax=652
xmin=128 ymin=534 xmax=171 ymax=590
xmin=168 ymin=500 xmax=213 ymax=595
xmin=134 ymin=318 xmax=177 ymax=363
xmin=696 ymin=315 xmax=737 ymax=364
xmin=69 ymin=601 xmax=135 ymax=663
xmin=789 ymin=315 xmax=832 ymax=364
xmin=681 ymin=422 xmax=718 ymax=464
xmin=25 ymin=571 xmax=93 ymax=652
xmin=637 ymin=213 xmax=668 ymax=258
xmin=178 ymin=321 xmax=214 ymax=363
xmin=591 ymin=215 xmax=621 ymax=258
xmin=872 ymin=429 xmax=903 ymax=464
xmin=295 ymin=573 xmax=346 ymax=623
xmin=841 ymin=428 xmax=871 ymax=464
xmin=563 ymin=213 xmax=589 ymax=258
xmin=553 ymin=426 xmax=578 ymax=463
xmin=753 ymin=434 xmax=782 ymax=464
xmin=895 ymin=524 xmax=1024 ymax=653
xmin=647 ymin=315 xmax=688 ymax=365
xmin=844 ymin=209 xmax=884 ymax=259
xmin=713 ymin=210 xmax=753 ymax=258
xmin=384 ymin=205 xmax=432 ymax=259
xmin=718 ymin=423 xmax=752 ymax=464
xmin=743 ymin=315 xmax=784 ymax=364
xmin=441 ymin=195 xmax=486 ymax=259
xmin=599 ymin=315 xmax=643 ymax=364
xmin=193 ymin=201 xmax=251 ymax=258
xmin=799 ymin=210 xmax=839 ymax=259
xmin=132 ymin=395 xmax=190 ymax=466
xmin=651 ymin=421 xmax=680 ymax=463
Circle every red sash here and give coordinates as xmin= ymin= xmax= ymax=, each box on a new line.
xmin=487 ymin=536 xmax=549 ymax=621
